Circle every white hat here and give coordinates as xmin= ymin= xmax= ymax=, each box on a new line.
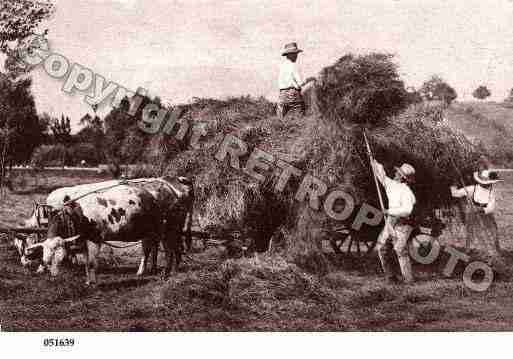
xmin=394 ymin=163 xmax=415 ymax=182
xmin=474 ymin=170 xmax=502 ymax=185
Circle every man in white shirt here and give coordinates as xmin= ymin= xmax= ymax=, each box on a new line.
xmin=371 ymin=159 xmax=417 ymax=284
xmin=277 ymin=42 xmax=315 ymax=118
xmin=450 ymin=170 xmax=502 ymax=253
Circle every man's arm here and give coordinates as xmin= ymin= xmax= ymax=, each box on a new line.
xmin=292 ymin=66 xmax=315 ymax=89
xmin=300 ymin=77 xmax=316 ymax=88
xmin=450 ymin=185 xmax=474 ymax=198
xmin=371 ymin=159 xmax=389 ymax=187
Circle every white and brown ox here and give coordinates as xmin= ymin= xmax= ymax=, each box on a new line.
xmin=18 ymin=177 xmax=194 ymax=272
xmin=15 ymin=180 xmax=121 ymax=267
xmin=24 ymin=178 xmax=193 ymax=285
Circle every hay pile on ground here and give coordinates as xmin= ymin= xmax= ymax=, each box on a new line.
xmin=155 ymin=256 xmax=354 ymax=330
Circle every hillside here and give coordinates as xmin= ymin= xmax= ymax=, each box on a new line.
xmin=445 ymin=101 xmax=513 ymax=165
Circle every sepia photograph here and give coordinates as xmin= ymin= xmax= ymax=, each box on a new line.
xmin=1 ymin=0 xmax=513 ymax=349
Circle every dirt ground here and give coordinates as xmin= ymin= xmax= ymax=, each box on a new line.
xmin=2 ymin=170 xmax=513 ymax=331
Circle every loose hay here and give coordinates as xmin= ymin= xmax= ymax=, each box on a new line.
xmin=143 ymin=54 xmax=496 ymax=271
xmin=157 ymin=256 xmax=352 ymax=329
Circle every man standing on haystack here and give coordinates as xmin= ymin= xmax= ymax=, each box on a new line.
xmin=277 ymin=42 xmax=316 ymax=118
xmin=371 ymin=159 xmax=417 ymax=284
xmin=451 ymin=169 xmax=502 ymax=254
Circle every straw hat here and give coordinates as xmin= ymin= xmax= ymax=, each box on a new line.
xmin=282 ymin=42 xmax=303 ymax=56
xmin=394 ymin=163 xmax=415 ymax=182
xmin=473 ymin=170 xmax=502 ymax=185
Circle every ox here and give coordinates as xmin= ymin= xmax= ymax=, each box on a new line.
xmin=16 ymin=180 xmax=120 ymax=264
xmin=24 ymin=185 xmax=164 ymax=284
xmin=25 ymin=177 xmax=193 ymax=242
xmin=23 ymin=177 xmax=194 ymax=284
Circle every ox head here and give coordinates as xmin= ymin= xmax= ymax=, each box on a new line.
xmin=24 ymin=235 xmax=80 ymax=275
xmin=13 ymin=233 xmax=42 ymax=267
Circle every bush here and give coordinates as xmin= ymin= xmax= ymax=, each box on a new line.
xmin=31 ymin=144 xmax=69 ymax=167
xmin=31 ymin=143 xmax=103 ymax=167
xmin=420 ymin=75 xmax=457 ymax=105
xmin=71 ymin=143 xmax=103 ymax=166
xmin=472 ymin=85 xmax=491 ymax=100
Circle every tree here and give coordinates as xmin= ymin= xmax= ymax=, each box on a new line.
xmin=420 ymin=75 xmax=458 ymax=105
xmin=103 ymin=94 xmax=155 ymax=171
xmin=316 ymin=53 xmax=409 ymax=125
xmin=50 ymin=115 xmax=72 ymax=145
xmin=0 ymin=1 xmax=54 ymax=193
xmin=0 ymin=75 xmax=46 ymax=190
xmin=0 ymin=0 xmax=55 ymax=78
xmin=473 ymin=85 xmax=491 ymax=100
xmin=76 ymin=112 xmax=106 ymax=163
xmin=39 ymin=112 xmax=52 ymax=144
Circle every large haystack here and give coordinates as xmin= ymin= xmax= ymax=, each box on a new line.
xmin=148 ymin=54 xmax=491 ymax=272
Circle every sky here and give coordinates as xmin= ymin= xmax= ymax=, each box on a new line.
xmin=22 ymin=0 xmax=513 ymax=130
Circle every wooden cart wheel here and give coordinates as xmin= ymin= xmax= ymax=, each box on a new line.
xmin=329 ymin=230 xmax=350 ymax=255
xmin=329 ymin=229 xmax=377 ymax=256
xmin=346 ymin=233 xmax=377 ymax=256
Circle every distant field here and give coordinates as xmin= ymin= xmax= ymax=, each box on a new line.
xmin=0 ymin=170 xmax=110 ymax=228
xmin=446 ymin=101 xmax=513 ymax=165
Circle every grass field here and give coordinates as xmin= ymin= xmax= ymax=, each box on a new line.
xmin=2 ymin=102 xmax=513 ymax=331
xmin=446 ymin=101 xmax=513 ymax=165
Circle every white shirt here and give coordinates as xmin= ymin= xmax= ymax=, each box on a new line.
xmin=451 ymin=185 xmax=496 ymax=214
xmin=373 ymin=161 xmax=416 ymax=218
xmin=278 ymin=60 xmax=303 ymax=90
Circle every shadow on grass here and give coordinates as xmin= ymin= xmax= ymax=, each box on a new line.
xmin=97 ymin=278 xmax=151 ymax=292
xmin=99 ymin=266 xmax=141 ymax=275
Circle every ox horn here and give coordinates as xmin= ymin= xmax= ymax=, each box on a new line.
xmin=63 ymin=235 xmax=80 ymax=243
